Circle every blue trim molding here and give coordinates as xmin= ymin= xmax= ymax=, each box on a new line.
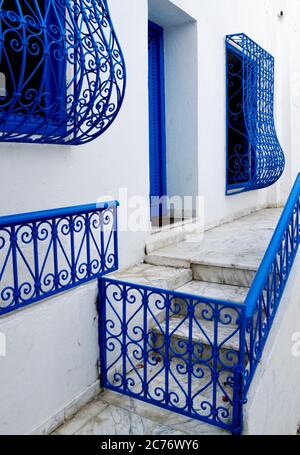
xmin=226 ymin=33 xmax=285 ymax=195
xmin=0 ymin=0 xmax=126 ymax=145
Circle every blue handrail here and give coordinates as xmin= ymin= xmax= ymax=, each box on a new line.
xmin=245 ymin=173 xmax=300 ymax=317
xmin=0 ymin=201 xmax=119 ymax=227
xmin=0 ymin=200 xmax=119 ymax=316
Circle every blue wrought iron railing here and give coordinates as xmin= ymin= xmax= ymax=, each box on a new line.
xmin=100 ymin=174 xmax=300 ymax=434
xmin=99 ymin=278 xmax=246 ymax=434
xmin=1 ymin=179 xmax=299 ymax=433
xmin=0 ymin=200 xmax=118 ymax=316
xmin=0 ymin=0 xmax=126 ymax=145
xmin=226 ymin=33 xmax=285 ymax=195
xmin=243 ymin=174 xmax=300 ymax=395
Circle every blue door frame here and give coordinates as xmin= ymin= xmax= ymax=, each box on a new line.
xmin=148 ymin=21 xmax=167 ymax=218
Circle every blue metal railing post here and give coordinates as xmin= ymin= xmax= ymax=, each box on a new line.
xmin=98 ymin=277 xmax=107 ymax=389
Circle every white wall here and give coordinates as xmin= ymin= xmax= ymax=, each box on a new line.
xmin=165 ymin=22 xmax=198 ymax=211
xmin=287 ymin=0 xmax=300 ymax=183
xmin=0 ymin=283 xmax=99 ymax=435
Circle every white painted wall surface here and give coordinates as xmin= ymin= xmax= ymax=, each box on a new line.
xmin=287 ymin=0 xmax=300 ymax=183
xmin=0 ymin=282 xmax=99 ymax=435
xmin=165 ymin=21 xmax=198 ymax=211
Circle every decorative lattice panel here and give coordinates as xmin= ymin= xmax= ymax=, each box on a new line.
xmin=226 ymin=33 xmax=285 ymax=195
xmin=0 ymin=0 xmax=126 ymax=145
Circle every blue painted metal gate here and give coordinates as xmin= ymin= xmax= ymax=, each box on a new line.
xmin=98 ymin=175 xmax=300 ymax=435
xmin=148 ymin=21 xmax=167 ymax=218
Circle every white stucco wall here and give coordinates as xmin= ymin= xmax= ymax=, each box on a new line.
xmin=0 ymin=0 xmax=300 ymax=435
xmin=165 ymin=21 xmax=198 ymax=210
xmin=287 ymin=0 xmax=300 ymax=183
xmin=0 ymin=283 xmax=99 ymax=435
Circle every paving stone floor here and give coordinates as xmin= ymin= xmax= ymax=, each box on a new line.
xmin=54 ymin=388 xmax=228 ymax=435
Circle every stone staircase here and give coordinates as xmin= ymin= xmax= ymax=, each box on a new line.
xmin=96 ymin=208 xmax=281 ymax=433
xmin=56 ymin=208 xmax=282 ymax=435
xmin=113 ymin=208 xmax=281 ymax=298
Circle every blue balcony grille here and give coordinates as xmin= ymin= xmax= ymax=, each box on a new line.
xmin=226 ymin=33 xmax=285 ymax=195
xmin=0 ymin=0 xmax=126 ymax=145
xmin=0 ymin=201 xmax=118 ymax=316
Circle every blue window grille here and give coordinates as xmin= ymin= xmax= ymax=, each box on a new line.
xmin=0 ymin=201 xmax=118 ymax=316
xmin=226 ymin=33 xmax=285 ymax=195
xmin=0 ymin=0 xmax=126 ymax=145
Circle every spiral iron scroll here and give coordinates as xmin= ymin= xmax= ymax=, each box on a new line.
xmin=101 ymin=279 xmax=246 ymax=433
xmin=0 ymin=204 xmax=118 ymax=316
xmin=226 ymin=33 xmax=285 ymax=194
xmin=0 ymin=0 xmax=126 ymax=144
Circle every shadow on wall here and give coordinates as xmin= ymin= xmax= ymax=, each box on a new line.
xmin=148 ymin=0 xmax=199 ymax=218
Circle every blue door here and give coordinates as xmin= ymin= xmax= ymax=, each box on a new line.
xmin=148 ymin=21 xmax=167 ymax=218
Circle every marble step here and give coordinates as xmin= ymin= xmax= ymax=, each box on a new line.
xmin=146 ymin=229 xmax=189 ymax=255
xmin=99 ymin=389 xmax=229 ymax=435
xmin=109 ymin=263 xmax=192 ymax=291
xmin=173 ymin=280 xmax=249 ymax=323
xmin=145 ymin=208 xmax=282 ymax=287
xmin=150 ymin=314 xmax=243 ymax=368
xmin=146 ymin=218 xmax=202 ymax=254
xmin=102 ymin=358 xmax=232 ymax=433
xmin=192 ymin=262 xmax=257 ymax=287
xmin=145 ymin=246 xmax=257 ymax=287
xmin=176 ymin=280 xmax=249 ymax=305
xmin=145 ymin=241 xmax=259 ymax=287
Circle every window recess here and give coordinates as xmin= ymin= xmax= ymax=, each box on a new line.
xmin=226 ymin=33 xmax=285 ymax=195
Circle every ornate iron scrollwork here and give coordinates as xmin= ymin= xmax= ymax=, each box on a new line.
xmin=0 ymin=0 xmax=126 ymax=145
xmin=226 ymin=33 xmax=285 ymax=195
